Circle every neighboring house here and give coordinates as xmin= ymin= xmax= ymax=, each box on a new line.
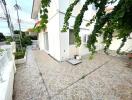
xmin=31 ymin=0 xmax=132 ymax=61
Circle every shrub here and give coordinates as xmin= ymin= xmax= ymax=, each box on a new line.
xmin=14 ymin=30 xmax=20 ymax=34
xmin=21 ymin=36 xmax=32 ymax=47
xmin=14 ymin=51 xmax=25 ymax=59
xmin=0 ymin=32 xmax=6 ymax=42
xmin=5 ymin=36 xmax=13 ymax=44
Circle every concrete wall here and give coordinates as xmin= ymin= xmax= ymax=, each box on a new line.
xmin=109 ymin=37 xmax=132 ymax=52
xmin=0 ymin=45 xmax=16 ymax=100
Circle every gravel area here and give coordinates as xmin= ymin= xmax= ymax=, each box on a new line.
xmin=13 ymin=47 xmax=132 ymax=100
xmin=13 ymin=48 xmax=48 ymax=100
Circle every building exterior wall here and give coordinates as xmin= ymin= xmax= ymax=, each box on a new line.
xmin=109 ymin=37 xmax=132 ymax=52
xmin=59 ymin=0 xmax=98 ymax=59
xmin=59 ymin=13 xmax=69 ymax=60
xmin=35 ymin=0 xmax=132 ymax=61
xmin=37 ymin=0 xmax=99 ymax=61
xmin=47 ymin=0 xmax=61 ymax=61
xmin=47 ymin=13 xmax=61 ymax=61
xmin=38 ymin=31 xmax=45 ymax=50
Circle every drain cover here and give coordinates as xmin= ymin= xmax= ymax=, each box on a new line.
xmin=67 ymin=58 xmax=82 ymax=65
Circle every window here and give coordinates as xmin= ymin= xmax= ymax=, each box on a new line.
xmin=92 ymin=4 xmax=96 ymax=11
xmin=83 ymin=34 xmax=89 ymax=44
xmin=69 ymin=29 xmax=74 ymax=45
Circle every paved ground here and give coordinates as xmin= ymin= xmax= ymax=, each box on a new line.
xmin=13 ymin=47 xmax=132 ymax=100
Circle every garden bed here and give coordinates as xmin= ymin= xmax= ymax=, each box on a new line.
xmin=15 ymin=50 xmax=27 ymax=65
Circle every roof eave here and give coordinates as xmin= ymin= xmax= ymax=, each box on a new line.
xmin=31 ymin=0 xmax=41 ymax=19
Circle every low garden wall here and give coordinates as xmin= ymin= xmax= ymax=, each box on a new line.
xmin=0 ymin=45 xmax=16 ymax=100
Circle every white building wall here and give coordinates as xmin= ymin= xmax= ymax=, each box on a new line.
xmin=47 ymin=0 xmax=61 ymax=61
xmin=48 ymin=13 xmax=61 ymax=61
xmin=38 ymin=0 xmax=131 ymax=61
xmin=37 ymin=0 xmax=100 ymax=60
xmin=109 ymin=37 xmax=132 ymax=52
xmin=48 ymin=0 xmax=59 ymax=19
xmin=59 ymin=0 xmax=98 ymax=59
xmin=59 ymin=13 xmax=69 ymax=60
xmin=38 ymin=31 xmax=45 ymax=50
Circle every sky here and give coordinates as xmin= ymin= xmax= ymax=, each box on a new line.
xmin=0 ymin=0 xmax=36 ymax=35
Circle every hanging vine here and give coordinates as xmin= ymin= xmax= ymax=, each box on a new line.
xmin=33 ymin=0 xmax=51 ymax=33
xmin=61 ymin=0 xmax=80 ymax=32
xmin=37 ymin=0 xmax=132 ymax=55
xmin=62 ymin=0 xmax=132 ymax=54
xmin=73 ymin=0 xmax=91 ymax=47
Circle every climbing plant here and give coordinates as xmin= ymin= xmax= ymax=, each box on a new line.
xmin=62 ymin=0 xmax=132 ymax=55
xmin=38 ymin=0 xmax=132 ymax=55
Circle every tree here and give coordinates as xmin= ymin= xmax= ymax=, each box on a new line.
xmin=39 ymin=0 xmax=132 ymax=55
xmin=14 ymin=0 xmax=23 ymax=52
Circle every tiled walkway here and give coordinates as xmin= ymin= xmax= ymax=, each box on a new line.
xmin=13 ymin=47 xmax=132 ymax=100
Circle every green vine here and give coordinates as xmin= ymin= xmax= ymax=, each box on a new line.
xmin=87 ymin=0 xmax=108 ymax=54
xmin=73 ymin=0 xmax=91 ymax=47
xmin=62 ymin=0 xmax=132 ymax=54
xmin=37 ymin=0 xmax=132 ymax=55
xmin=61 ymin=0 xmax=80 ymax=32
xmin=33 ymin=0 xmax=51 ymax=33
